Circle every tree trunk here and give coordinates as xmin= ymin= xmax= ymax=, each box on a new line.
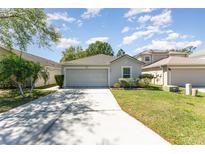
xmin=30 ymin=84 xmax=34 ymax=93
xmin=17 ymin=83 xmax=25 ymax=97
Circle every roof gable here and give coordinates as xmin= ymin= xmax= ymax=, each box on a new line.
xmin=111 ymin=54 xmax=144 ymax=65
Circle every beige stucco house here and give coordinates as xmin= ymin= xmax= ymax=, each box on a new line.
xmin=0 ymin=46 xmax=61 ymax=87
xmin=143 ymin=56 xmax=205 ymax=87
xmin=62 ymin=54 xmax=144 ymax=87
xmin=135 ymin=50 xmax=188 ymax=66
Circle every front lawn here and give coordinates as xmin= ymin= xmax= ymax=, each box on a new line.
xmin=0 ymin=89 xmax=55 ymax=113
xmin=111 ymin=86 xmax=205 ymax=144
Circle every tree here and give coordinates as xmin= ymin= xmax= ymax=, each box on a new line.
xmin=168 ymin=46 xmax=196 ymax=55
xmin=60 ymin=41 xmax=114 ymax=62
xmin=0 ymin=54 xmax=33 ymax=96
xmin=0 ymin=8 xmax=60 ymax=51
xmin=117 ymin=49 xmax=125 ymax=57
xmin=30 ymin=62 xmax=43 ymax=93
xmin=40 ymin=68 xmax=49 ymax=86
xmin=181 ymin=46 xmax=196 ymax=54
xmin=60 ymin=46 xmax=86 ymax=62
xmin=0 ymin=54 xmax=48 ymax=96
xmin=86 ymin=41 xmax=114 ymax=56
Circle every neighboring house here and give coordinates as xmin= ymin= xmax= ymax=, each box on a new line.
xmin=61 ymin=54 xmax=144 ymax=87
xmin=143 ymin=56 xmax=205 ymax=87
xmin=134 ymin=50 xmax=188 ymax=66
xmin=0 ymin=46 xmax=61 ymax=87
xmin=190 ymin=49 xmax=205 ymax=59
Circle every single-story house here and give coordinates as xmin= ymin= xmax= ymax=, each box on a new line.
xmin=143 ymin=56 xmax=205 ymax=87
xmin=61 ymin=54 xmax=144 ymax=87
xmin=0 ymin=46 xmax=61 ymax=87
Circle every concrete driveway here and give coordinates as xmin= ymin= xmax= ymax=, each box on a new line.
xmin=0 ymin=88 xmax=169 ymax=145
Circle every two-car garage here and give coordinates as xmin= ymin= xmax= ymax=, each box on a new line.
xmin=65 ymin=68 xmax=109 ymax=87
xmin=170 ymin=68 xmax=205 ymax=87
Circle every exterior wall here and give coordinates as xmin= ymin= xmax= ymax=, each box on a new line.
xmin=152 ymin=54 xmax=168 ymax=63
xmin=143 ymin=66 xmax=169 ymax=85
xmin=137 ymin=54 xmax=168 ymax=65
xmin=142 ymin=69 xmax=163 ymax=85
xmin=35 ymin=66 xmax=61 ymax=87
xmin=136 ymin=54 xmax=152 ymax=65
xmin=110 ymin=56 xmax=142 ymax=86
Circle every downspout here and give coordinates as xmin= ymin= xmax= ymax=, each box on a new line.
xmin=168 ymin=67 xmax=172 ymax=85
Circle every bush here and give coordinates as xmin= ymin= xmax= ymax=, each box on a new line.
xmin=118 ymin=78 xmax=138 ymax=88
xmin=0 ymin=80 xmax=16 ymax=89
xmin=138 ymin=78 xmax=152 ymax=87
xmin=139 ymin=74 xmax=154 ymax=79
xmin=55 ymin=75 xmax=64 ymax=88
xmin=113 ymin=83 xmax=120 ymax=88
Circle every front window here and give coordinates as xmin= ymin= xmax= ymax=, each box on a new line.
xmin=145 ymin=56 xmax=150 ymax=62
xmin=122 ymin=67 xmax=131 ymax=78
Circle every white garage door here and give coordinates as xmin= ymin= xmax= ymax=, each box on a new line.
xmin=65 ymin=69 xmax=108 ymax=87
xmin=171 ymin=69 xmax=205 ymax=87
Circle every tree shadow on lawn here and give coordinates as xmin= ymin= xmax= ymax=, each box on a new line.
xmin=0 ymin=89 xmax=54 ymax=113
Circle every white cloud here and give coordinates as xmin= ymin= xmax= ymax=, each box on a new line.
xmin=136 ymin=40 xmax=202 ymax=52
xmin=166 ymin=32 xmax=189 ymax=40
xmin=81 ymin=8 xmax=103 ymax=19
xmin=121 ymin=26 xmax=130 ymax=33
xmin=166 ymin=32 xmax=180 ymax=40
xmin=76 ymin=20 xmax=83 ymax=27
xmin=47 ymin=12 xmax=76 ymax=23
xmin=122 ymin=26 xmax=160 ymax=45
xmin=150 ymin=10 xmax=172 ymax=26
xmin=124 ymin=8 xmax=156 ymax=21
xmin=137 ymin=9 xmax=172 ymax=26
xmin=138 ymin=15 xmax=151 ymax=24
xmin=86 ymin=37 xmax=109 ymax=44
xmin=57 ymin=38 xmax=80 ymax=48
xmin=122 ymin=10 xmax=172 ymax=45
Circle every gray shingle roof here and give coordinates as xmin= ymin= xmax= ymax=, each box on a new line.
xmin=143 ymin=56 xmax=205 ymax=69
xmin=62 ymin=54 xmax=144 ymax=66
xmin=0 ymin=47 xmax=61 ymax=68
xmin=62 ymin=54 xmax=117 ymax=66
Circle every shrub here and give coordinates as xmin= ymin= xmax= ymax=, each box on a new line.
xmin=113 ymin=83 xmax=120 ymax=88
xmin=138 ymin=78 xmax=152 ymax=87
xmin=139 ymin=74 xmax=154 ymax=79
xmin=118 ymin=78 xmax=137 ymax=88
xmin=55 ymin=75 xmax=64 ymax=88
xmin=0 ymin=80 xmax=16 ymax=89
xmin=119 ymin=78 xmax=130 ymax=88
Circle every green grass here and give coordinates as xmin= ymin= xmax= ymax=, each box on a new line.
xmin=0 ymin=89 xmax=55 ymax=113
xmin=111 ymin=85 xmax=205 ymax=144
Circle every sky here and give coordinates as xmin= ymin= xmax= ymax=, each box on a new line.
xmin=26 ymin=8 xmax=205 ymax=62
